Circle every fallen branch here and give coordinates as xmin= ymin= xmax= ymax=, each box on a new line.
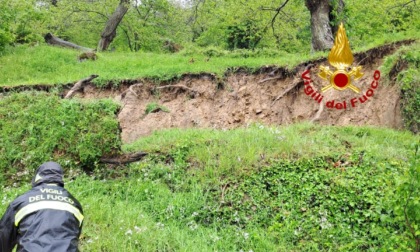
xmin=271 ymin=78 xmax=303 ymax=106
xmin=44 ymin=33 xmax=94 ymax=51
xmin=100 ymin=151 xmax=148 ymax=165
xmin=64 ymin=74 xmax=99 ymax=99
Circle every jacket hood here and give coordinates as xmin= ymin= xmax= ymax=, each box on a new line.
xmin=32 ymin=161 xmax=64 ymax=187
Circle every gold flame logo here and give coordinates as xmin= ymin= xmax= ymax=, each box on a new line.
xmin=319 ymin=23 xmax=363 ymax=93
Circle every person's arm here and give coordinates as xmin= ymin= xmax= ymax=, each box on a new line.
xmin=0 ymin=205 xmax=18 ymax=252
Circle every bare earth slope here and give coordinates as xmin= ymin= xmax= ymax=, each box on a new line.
xmin=73 ymin=41 xmax=412 ymax=143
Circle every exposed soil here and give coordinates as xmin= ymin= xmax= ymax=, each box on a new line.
xmin=2 ymin=40 xmax=414 ymax=144
xmin=76 ymin=41 xmax=413 ymax=144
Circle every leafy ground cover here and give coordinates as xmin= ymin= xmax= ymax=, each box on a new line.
xmin=1 ymin=123 xmax=418 ymax=251
xmin=0 ymin=91 xmax=121 ymax=185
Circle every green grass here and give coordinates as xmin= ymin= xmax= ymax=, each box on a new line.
xmin=380 ymin=41 xmax=420 ymax=132
xmin=125 ymin=123 xmax=416 ymax=173
xmin=0 ymin=44 xmax=309 ymax=87
xmin=92 ymin=125 xmax=419 ymax=251
xmin=1 ymin=124 xmax=418 ymax=251
xmin=0 ymin=32 xmax=417 ymax=87
xmin=1 ymin=32 xmax=419 ymax=251
xmin=0 ymin=92 xmax=122 ymax=185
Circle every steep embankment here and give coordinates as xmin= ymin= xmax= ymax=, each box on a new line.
xmin=1 ymin=40 xmax=415 ymax=143
xmin=76 ymin=40 xmax=415 ymax=143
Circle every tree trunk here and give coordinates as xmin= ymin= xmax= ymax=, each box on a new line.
xmin=97 ymin=0 xmax=130 ymax=51
xmin=44 ymin=33 xmax=94 ymax=51
xmin=305 ymin=0 xmax=334 ymax=51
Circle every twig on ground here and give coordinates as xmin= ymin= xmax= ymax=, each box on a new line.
xmin=100 ymin=151 xmax=148 ymax=165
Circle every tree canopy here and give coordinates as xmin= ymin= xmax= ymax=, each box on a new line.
xmin=0 ymin=0 xmax=418 ymax=53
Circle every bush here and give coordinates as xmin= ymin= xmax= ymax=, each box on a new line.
xmin=393 ymin=144 xmax=420 ymax=251
xmin=199 ymin=156 xmax=413 ymax=250
xmin=0 ymin=91 xmax=122 ymax=186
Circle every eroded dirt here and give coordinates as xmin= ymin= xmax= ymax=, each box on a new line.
xmin=60 ymin=40 xmax=414 ymax=143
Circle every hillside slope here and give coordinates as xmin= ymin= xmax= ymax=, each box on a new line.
xmin=74 ymin=40 xmax=417 ymax=143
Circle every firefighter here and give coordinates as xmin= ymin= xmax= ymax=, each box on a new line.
xmin=0 ymin=161 xmax=84 ymax=252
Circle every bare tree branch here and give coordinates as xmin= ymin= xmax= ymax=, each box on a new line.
xmin=271 ymin=78 xmax=303 ymax=106
xmin=269 ymin=0 xmax=291 ymax=26
xmin=70 ymin=7 xmax=109 ymax=20
xmin=188 ymin=0 xmax=206 ymax=26
xmin=258 ymin=76 xmax=282 ymax=84
xmin=64 ymin=75 xmax=99 ymax=99
xmin=120 ymin=26 xmax=133 ymax=51
xmin=311 ymin=101 xmax=324 ymax=123
xmin=121 ymin=83 xmax=144 ymax=98
xmin=255 ymin=0 xmax=290 ymax=47
xmin=134 ymin=3 xmax=153 ymax=24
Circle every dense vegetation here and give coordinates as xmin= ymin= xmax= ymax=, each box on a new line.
xmin=0 ymin=0 xmax=418 ymax=53
xmin=0 ymin=92 xmax=121 ymax=185
xmin=381 ymin=42 xmax=420 ymax=133
xmin=2 ymin=121 xmax=419 ymax=251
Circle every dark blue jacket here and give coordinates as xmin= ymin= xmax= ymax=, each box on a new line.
xmin=0 ymin=162 xmax=84 ymax=252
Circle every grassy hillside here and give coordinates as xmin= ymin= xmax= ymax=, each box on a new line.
xmin=2 ymin=124 xmax=418 ymax=251
xmin=0 ymin=44 xmax=308 ymax=86
xmin=0 ymin=38 xmax=419 ymax=251
xmin=0 ymin=32 xmax=417 ymax=87
xmin=380 ymin=42 xmax=420 ymax=133
xmin=0 ymin=92 xmax=122 ymax=185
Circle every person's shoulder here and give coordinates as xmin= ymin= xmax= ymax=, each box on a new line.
xmin=9 ymin=188 xmax=36 ymax=207
xmin=14 ymin=188 xmax=36 ymax=199
xmin=65 ymin=190 xmax=83 ymax=205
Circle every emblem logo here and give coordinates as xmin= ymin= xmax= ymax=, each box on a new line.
xmin=318 ymin=23 xmax=363 ymax=93
xmin=301 ymin=23 xmax=381 ymax=110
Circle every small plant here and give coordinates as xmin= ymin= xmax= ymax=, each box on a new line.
xmin=145 ymin=102 xmax=170 ymax=114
